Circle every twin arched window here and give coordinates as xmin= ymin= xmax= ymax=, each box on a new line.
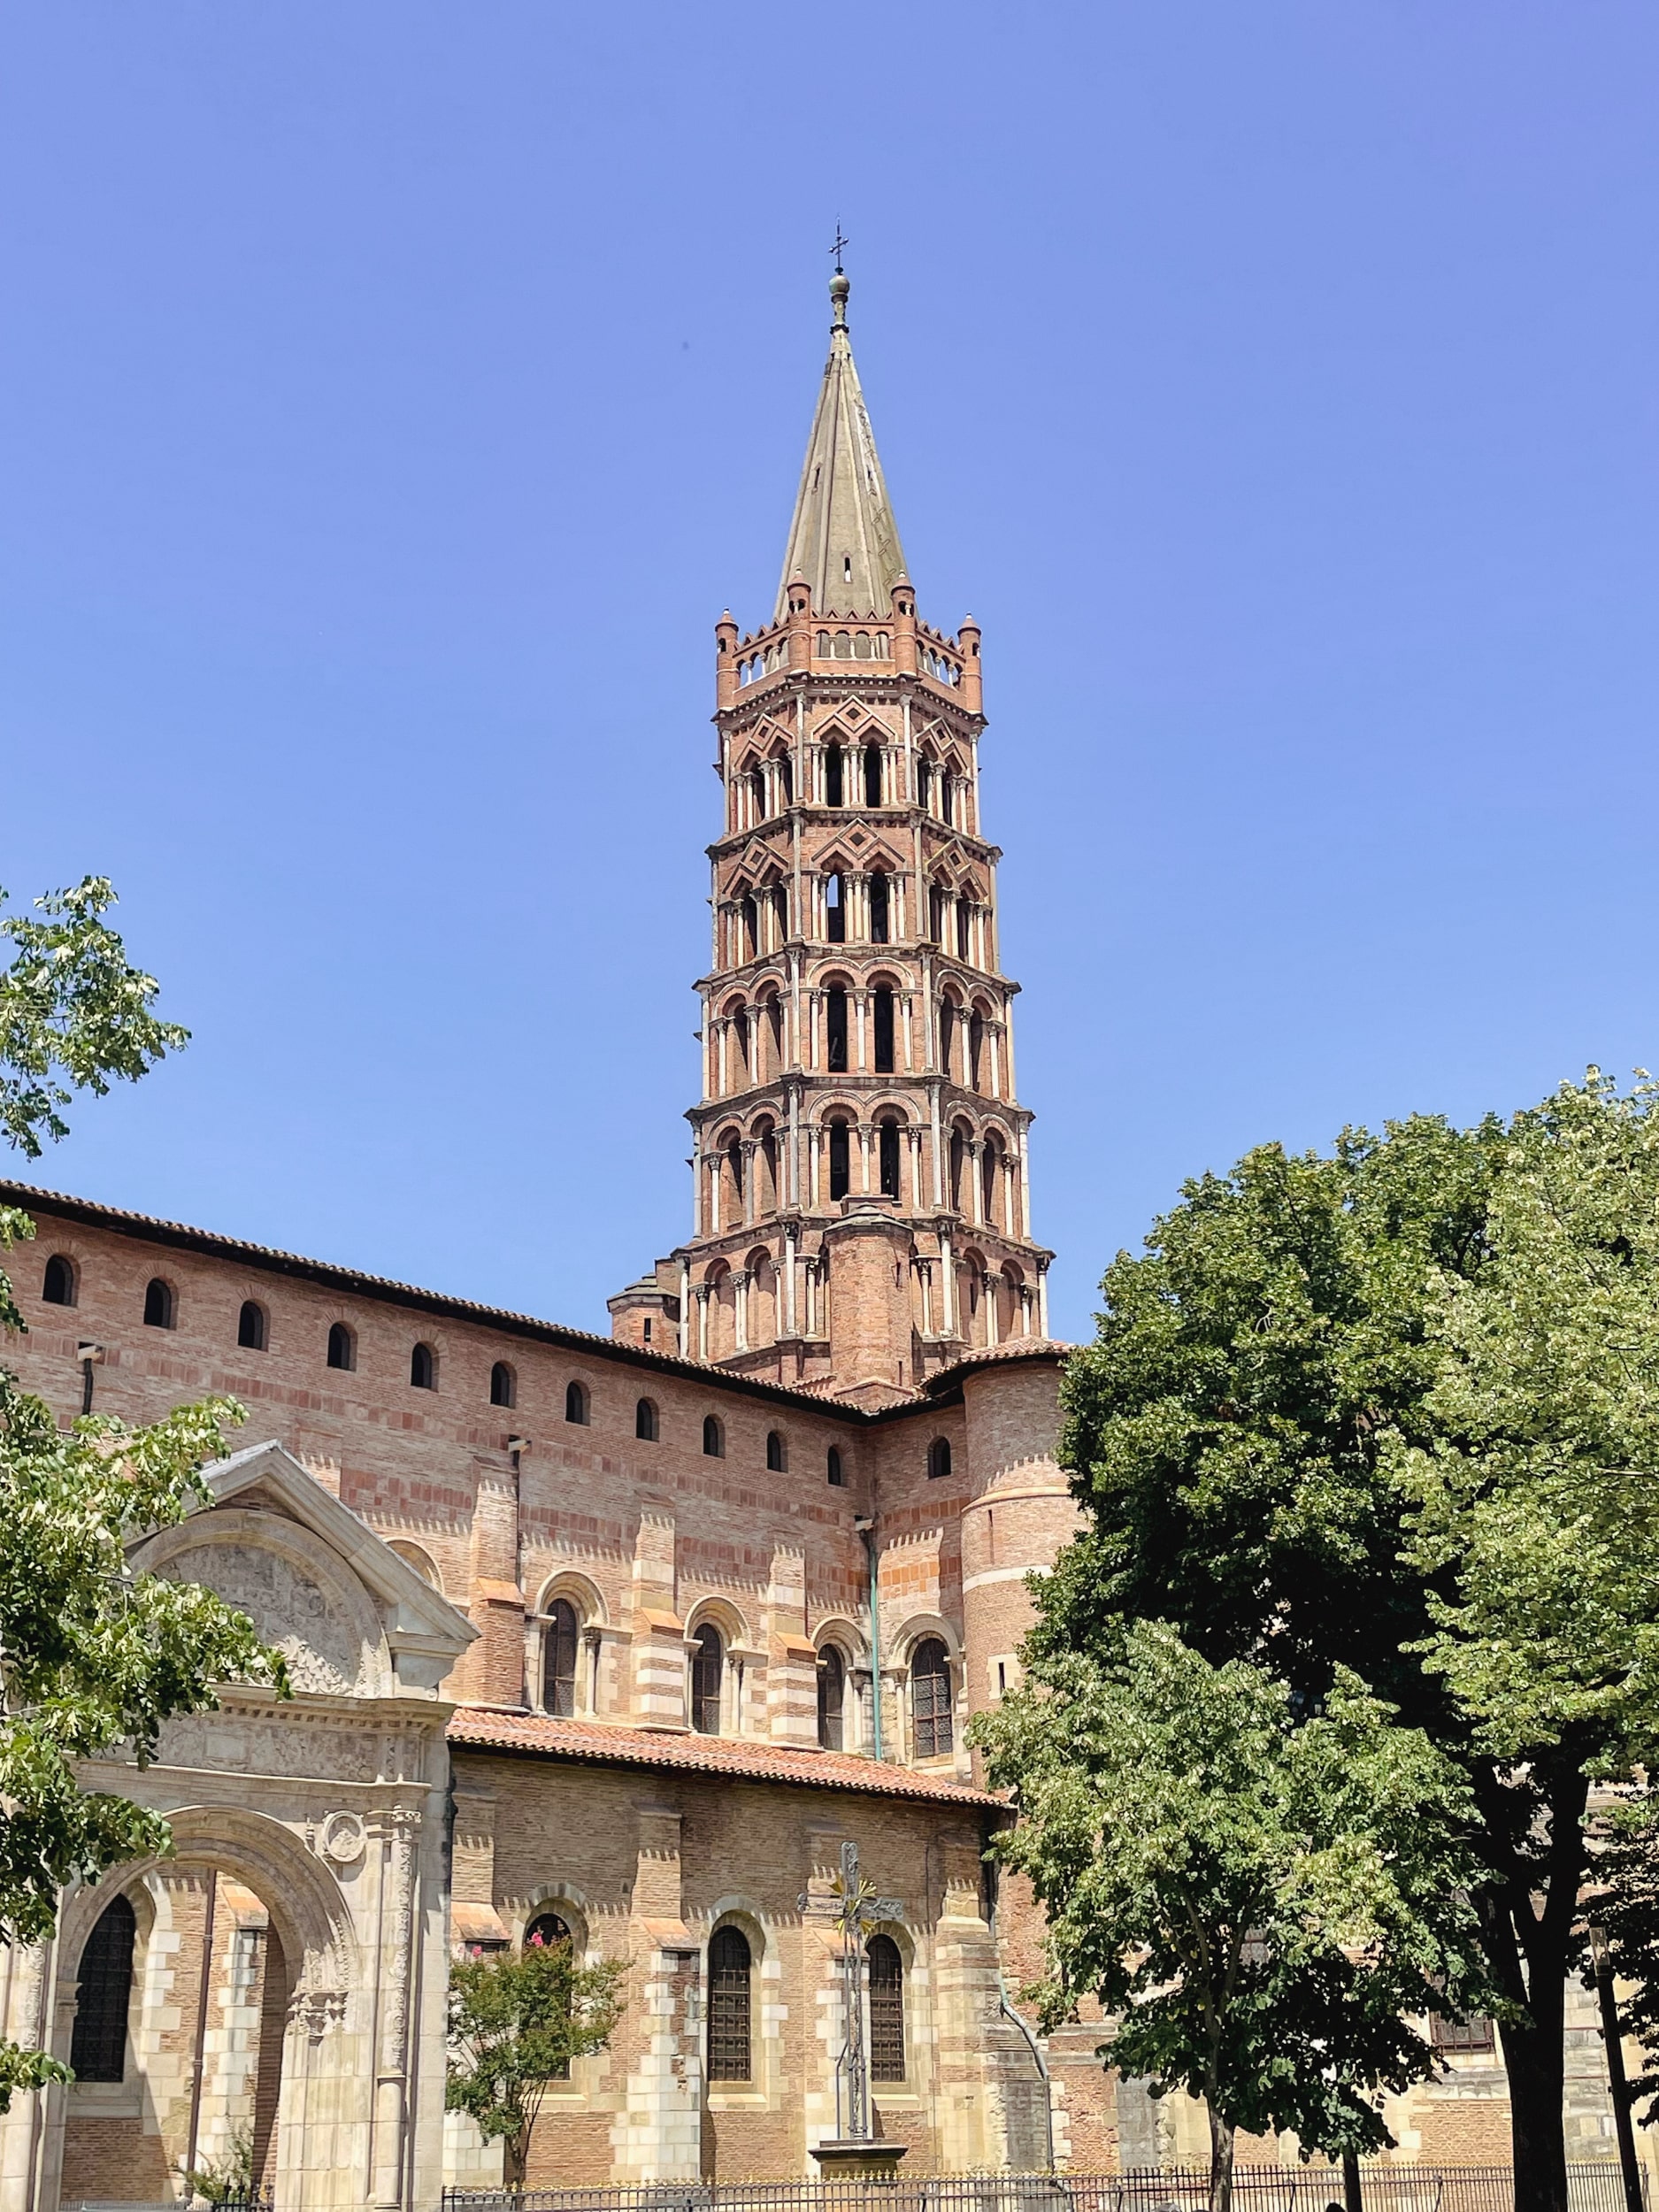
xmin=326 ymin=1321 xmax=356 ymax=1371
xmin=636 ymin=1397 xmax=658 ymax=1441
xmin=70 ymin=1893 xmax=136 ymax=2084
xmin=491 ymin=1362 xmax=517 ymax=1409
xmin=691 ymin=1624 xmax=724 ymax=1734
xmin=410 ymin=1342 xmax=436 ymax=1391
xmin=565 ymin=1379 xmax=588 ymax=1425
xmin=703 ymin=1414 xmax=724 ymax=1459
xmin=142 ymin=1278 xmax=173 ymax=1330
xmin=237 ymin=1299 xmax=267 ymax=1351
xmin=708 ymin=1925 xmax=752 ymax=2080
xmin=42 ymin=1254 xmax=75 ymax=1307
xmin=544 ymin=1599 xmax=580 ymax=1717
xmin=911 ymin=1639 xmax=954 ymax=1760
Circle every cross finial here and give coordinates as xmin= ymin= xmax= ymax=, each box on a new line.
xmin=830 ymin=223 xmax=849 ymax=274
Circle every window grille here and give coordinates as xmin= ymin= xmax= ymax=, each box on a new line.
xmin=1431 ymin=2012 xmax=1494 ymax=2052
xmin=544 ymin=1601 xmax=579 ymax=1717
xmin=707 ymin=1926 xmax=752 ymax=2080
xmin=911 ymin=1639 xmax=953 ymax=1759
xmin=692 ymin=1624 xmax=724 ymax=1734
xmin=70 ymin=1894 xmax=136 ymax=2084
xmin=868 ymin=1934 xmax=905 ymax=2082
xmin=817 ymin=1646 xmax=845 ymax=1751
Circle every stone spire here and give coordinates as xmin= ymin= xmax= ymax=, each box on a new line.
xmin=774 ymin=271 xmax=909 ymax=622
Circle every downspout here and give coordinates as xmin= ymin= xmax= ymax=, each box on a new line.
xmin=855 ymin=1517 xmax=883 ymax=1761
xmin=987 ymin=1850 xmax=1056 ymax=2170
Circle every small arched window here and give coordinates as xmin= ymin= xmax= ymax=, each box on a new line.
xmin=691 ymin=1624 xmax=724 ymax=1734
xmin=827 ymin=1446 xmax=846 ymax=1488
xmin=565 ymin=1379 xmax=588 ymax=1425
xmin=911 ymin=1638 xmax=954 ymax=1759
xmin=526 ymin=1910 xmax=575 ymax=2078
xmin=864 ymin=743 xmax=883 ymax=808
xmin=817 ymin=1644 xmax=846 ymax=1751
xmin=826 ymin=987 xmax=849 ymax=1071
xmin=868 ymin=1933 xmax=906 ymax=2080
xmin=326 ymin=1321 xmax=355 ymax=1371
xmin=869 ymin=872 xmax=889 ymax=945
xmin=237 ymin=1300 xmax=267 ymax=1352
xmin=765 ymin=1429 xmax=786 ymax=1472
xmin=42 ymin=1255 xmax=76 ymax=1307
xmin=878 ymin=1118 xmax=901 ymax=1201
xmin=69 ymin=1893 xmax=136 ymax=2084
xmin=872 ymin=987 xmax=895 ymax=1072
xmin=543 ymin=1599 xmax=580 ymax=1717
xmin=826 ymin=872 xmax=846 ymax=945
xmin=491 ymin=1362 xmax=517 ymax=1409
xmin=708 ymin=1925 xmax=752 ymax=2080
xmin=410 ymin=1342 xmax=436 ymax=1391
xmin=636 ymin=1397 xmax=658 ymax=1441
xmin=142 ymin=1278 xmax=173 ymax=1330
xmin=825 ymin=745 xmax=845 ymax=808
xmin=828 ymin=1119 xmax=851 ymax=1202
xmin=702 ymin=1414 xmax=724 ymax=1459
xmin=927 ymin=1435 xmax=952 ymax=1481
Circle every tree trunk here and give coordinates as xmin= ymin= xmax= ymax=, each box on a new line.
xmin=1342 ymin=2149 xmax=1363 ymax=2212
xmin=504 ymin=2127 xmax=528 ymax=2192
xmin=1502 ymin=1999 xmax=1569 ymax=2212
xmin=1208 ymin=2103 xmax=1235 ymax=2212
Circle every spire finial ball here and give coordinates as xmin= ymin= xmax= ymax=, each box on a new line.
xmin=829 ymin=269 xmax=850 ymax=326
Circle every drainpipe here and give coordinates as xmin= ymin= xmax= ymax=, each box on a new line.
xmin=987 ymin=1854 xmax=1056 ymax=2170
xmin=854 ymin=1517 xmax=882 ymax=1762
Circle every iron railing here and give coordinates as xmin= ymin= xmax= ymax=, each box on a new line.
xmin=442 ymin=2166 xmax=1648 ymax=2212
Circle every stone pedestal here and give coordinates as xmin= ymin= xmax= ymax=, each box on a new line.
xmin=809 ymin=2139 xmax=909 ymax=2182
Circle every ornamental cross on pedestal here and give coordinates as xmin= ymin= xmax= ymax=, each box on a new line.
xmin=798 ymin=1840 xmax=904 ymax=2141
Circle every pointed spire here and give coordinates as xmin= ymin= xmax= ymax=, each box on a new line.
xmin=774 ymin=271 xmax=909 ymax=623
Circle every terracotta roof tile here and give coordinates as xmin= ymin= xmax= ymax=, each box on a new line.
xmin=446 ymin=1708 xmax=1003 ymax=1809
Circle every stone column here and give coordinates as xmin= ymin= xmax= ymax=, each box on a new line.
xmin=784 ymin=1226 xmax=799 ymax=1336
xmin=741 ymin=1142 xmax=757 ymax=1228
xmin=733 ymin=1270 xmax=750 ymax=1355
xmin=368 ymin=1808 xmax=422 ymax=2208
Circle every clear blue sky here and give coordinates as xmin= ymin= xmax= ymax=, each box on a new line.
xmin=4 ymin=4 xmax=1656 ymax=1345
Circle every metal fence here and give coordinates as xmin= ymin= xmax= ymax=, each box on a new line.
xmin=442 ymin=2167 xmax=1647 ymax=2212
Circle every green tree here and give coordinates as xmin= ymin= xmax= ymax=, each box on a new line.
xmin=976 ymin=1623 xmax=1484 ymax=2212
xmin=0 ymin=879 xmax=281 ymax=2109
xmin=1037 ymin=1080 xmax=1659 ymax=2212
xmin=446 ymin=1930 xmax=626 ymax=2185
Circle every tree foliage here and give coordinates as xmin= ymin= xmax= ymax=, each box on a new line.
xmin=446 ymin=1932 xmax=626 ymax=2184
xmin=1024 ymin=1077 xmax=1659 ymax=2212
xmin=0 ymin=880 xmax=280 ymax=2109
xmin=977 ymin=1624 xmax=1485 ymax=2208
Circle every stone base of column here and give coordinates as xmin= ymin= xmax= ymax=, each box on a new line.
xmin=810 ymin=2140 xmax=910 ymax=2182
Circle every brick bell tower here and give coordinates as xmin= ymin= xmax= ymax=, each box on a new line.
xmin=610 ymin=267 xmax=1052 ymax=1405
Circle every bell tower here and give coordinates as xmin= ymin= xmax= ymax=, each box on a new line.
xmin=610 ymin=271 xmax=1051 ymax=1404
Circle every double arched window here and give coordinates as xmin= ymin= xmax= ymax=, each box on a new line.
xmin=691 ymin=1624 xmax=724 ymax=1734
xmin=42 ymin=1254 xmax=76 ymax=1307
xmin=70 ymin=1893 xmax=136 ymax=2084
xmin=911 ymin=1639 xmax=954 ymax=1760
xmin=543 ymin=1599 xmax=580 ymax=1717
xmin=707 ymin=1925 xmax=752 ymax=2081
xmin=237 ymin=1300 xmax=267 ymax=1351
xmin=817 ymin=1645 xmax=846 ymax=1751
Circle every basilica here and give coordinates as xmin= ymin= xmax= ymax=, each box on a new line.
xmin=0 ymin=275 xmax=1592 ymax=2210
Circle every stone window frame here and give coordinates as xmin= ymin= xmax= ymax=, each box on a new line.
xmin=527 ymin=1572 xmax=607 ymax=1721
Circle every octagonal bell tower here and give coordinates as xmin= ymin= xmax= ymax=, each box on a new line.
xmin=611 ymin=271 xmax=1052 ymax=1405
